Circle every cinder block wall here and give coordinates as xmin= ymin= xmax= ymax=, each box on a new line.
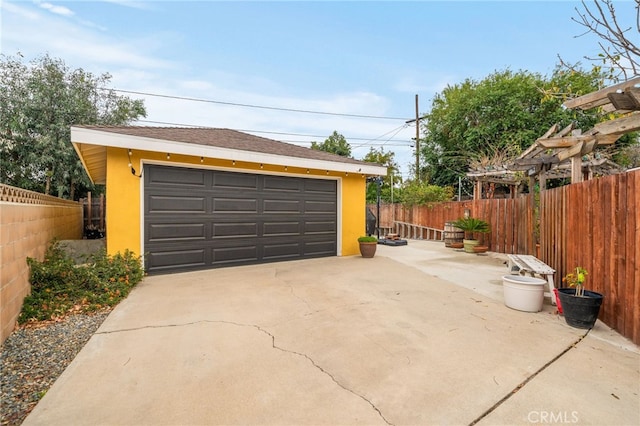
xmin=1 ymin=194 xmax=82 ymax=344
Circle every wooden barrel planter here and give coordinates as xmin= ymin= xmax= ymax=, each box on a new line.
xmin=444 ymin=222 xmax=464 ymax=247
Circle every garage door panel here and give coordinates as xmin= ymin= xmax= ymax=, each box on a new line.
xmin=146 ymin=248 xmax=207 ymax=272
xmin=145 ymin=165 xmax=337 ymax=273
xmin=212 ymin=246 xmax=258 ymax=265
xmin=305 ymin=200 xmax=337 ymax=213
xmin=147 ymin=223 xmax=206 ymax=242
xmin=304 ymin=220 xmax=336 ymax=234
xmin=263 ymin=199 xmax=301 ymax=213
xmin=212 ymin=222 xmax=258 ymax=238
xmin=212 ymin=197 xmax=258 ymax=213
xmin=304 ymin=240 xmax=337 ymax=256
xmin=304 ymin=179 xmax=337 ymax=193
xmin=263 ymin=176 xmax=301 ymax=192
xmin=147 ymin=195 xmax=207 ymax=214
xmin=263 ymin=221 xmax=300 ymax=236
xmin=147 ymin=167 xmax=206 ymax=187
xmin=213 ymin=172 xmax=258 ymax=189
xmin=263 ymin=242 xmax=302 ymax=260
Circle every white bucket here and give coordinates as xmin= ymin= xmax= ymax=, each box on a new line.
xmin=502 ymin=275 xmax=546 ymax=312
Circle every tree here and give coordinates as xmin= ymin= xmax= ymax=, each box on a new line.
xmin=571 ymin=0 xmax=640 ymax=81
xmin=310 ymin=131 xmax=352 ymax=157
xmin=0 ymin=53 xmax=146 ymax=199
xmin=362 ymin=147 xmax=401 ymax=203
xmin=398 ymin=180 xmax=454 ymax=206
xmin=420 ymin=68 xmax=604 ymax=188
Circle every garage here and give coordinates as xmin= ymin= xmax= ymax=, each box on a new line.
xmin=71 ymin=126 xmax=387 ymax=268
xmin=144 ymin=164 xmax=337 ymax=273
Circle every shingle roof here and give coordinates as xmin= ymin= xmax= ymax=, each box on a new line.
xmin=72 ymin=125 xmax=387 ymax=184
xmin=77 ymin=126 xmax=372 ymax=166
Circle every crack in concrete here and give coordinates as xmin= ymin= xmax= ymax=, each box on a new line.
xmin=96 ymin=320 xmax=394 ymax=425
xmin=288 ymin=285 xmax=314 ymax=312
xmin=468 ymin=330 xmax=590 ymax=426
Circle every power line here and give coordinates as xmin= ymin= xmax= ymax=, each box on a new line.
xmin=282 ymin=140 xmax=411 ymax=147
xmin=110 ymin=88 xmax=409 ymax=120
xmin=135 ymin=119 xmax=413 ymax=144
xmin=351 ymin=124 xmax=409 ymax=149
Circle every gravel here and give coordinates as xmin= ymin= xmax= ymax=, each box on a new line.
xmin=1 ymin=310 xmax=112 ymax=426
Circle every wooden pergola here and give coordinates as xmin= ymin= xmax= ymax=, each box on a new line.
xmin=469 ymin=77 xmax=640 ymax=199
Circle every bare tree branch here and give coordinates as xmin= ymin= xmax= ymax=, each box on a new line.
xmin=571 ymin=0 xmax=640 ymax=81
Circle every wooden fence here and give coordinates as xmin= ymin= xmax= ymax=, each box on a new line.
xmin=370 ymin=196 xmax=533 ymax=254
xmin=540 ymin=171 xmax=639 ymax=344
xmin=79 ymin=192 xmax=105 ymax=235
xmin=369 ymin=169 xmax=639 ymax=345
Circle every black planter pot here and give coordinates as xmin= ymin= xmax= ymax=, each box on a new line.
xmin=557 ymin=288 xmax=604 ymax=329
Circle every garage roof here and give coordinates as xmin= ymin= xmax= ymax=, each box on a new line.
xmin=71 ymin=126 xmax=387 ymax=184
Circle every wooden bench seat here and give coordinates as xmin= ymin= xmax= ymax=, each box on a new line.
xmin=507 ymin=254 xmax=557 ymax=305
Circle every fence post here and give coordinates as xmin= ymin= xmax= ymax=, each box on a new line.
xmin=99 ymin=194 xmax=105 ymax=230
xmin=86 ymin=191 xmax=92 ymax=231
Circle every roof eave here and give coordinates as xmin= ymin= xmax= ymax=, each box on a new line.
xmin=71 ymin=127 xmax=387 ymax=178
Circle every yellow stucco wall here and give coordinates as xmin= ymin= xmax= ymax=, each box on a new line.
xmin=105 ymin=147 xmax=367 ymax=258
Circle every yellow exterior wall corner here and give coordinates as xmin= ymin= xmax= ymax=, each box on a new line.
xmin=106 ymin=147 xmax=142 ymax=256
xmin=340 ymin=174 xmax=367 ymax=256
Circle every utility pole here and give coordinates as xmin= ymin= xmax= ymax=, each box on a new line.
xmin=415 ymin=94 xmax=420 ymax=181
xmin=405 ymin=94 xmax=424 ymax=181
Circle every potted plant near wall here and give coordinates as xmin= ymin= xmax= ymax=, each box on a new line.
xmin=451 ymin=217 xmax=490 ymax=253
xmin=358 ymin=236 xmax=378 ymax=258
xmin=556 ymin=267 xmax=604 ymax=329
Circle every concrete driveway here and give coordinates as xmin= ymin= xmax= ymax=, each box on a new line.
xmin=24 ymin=241 xmax=639 ymax=425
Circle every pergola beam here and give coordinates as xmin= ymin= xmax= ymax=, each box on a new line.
xmin=556 ymin=142 xmax=584 ymax=162
xmin=537 ymin=135 xmax=596 ymax=148
xmin=563 ymin=77 xmax=640 ymax=111
xmin=594 ymin=113 xmax=640 ymax=136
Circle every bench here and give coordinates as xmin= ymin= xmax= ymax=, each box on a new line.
xmin=507 ymin=254 xmax=557 ymax=305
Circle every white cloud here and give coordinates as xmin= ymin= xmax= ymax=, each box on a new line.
xmin=101 ymin=0 xmax=153 ymax=10
xmin=2 ymin=2 xmax=176 ymax=70
xmin=35 ymin=1 xmax=74 ymax=17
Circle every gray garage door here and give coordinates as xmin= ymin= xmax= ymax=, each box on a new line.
xmin=144 ymin=165 xmax=337 ymax=274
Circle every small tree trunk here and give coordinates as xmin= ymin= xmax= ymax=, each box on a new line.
xmin=45 ymin=173 xmax=51 ymax=195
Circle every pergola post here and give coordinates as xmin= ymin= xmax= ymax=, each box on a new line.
xmin=571 ymin=156 xmax=583 ymax=183
xmin=475 ymin=180 xmax=482 ymax=200
xmin=528 ymin=175 xmax=535 ymax=195
xmin=538 ymin=173 xmax=547 ymax=191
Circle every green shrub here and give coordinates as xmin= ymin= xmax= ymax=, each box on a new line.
xmin=400 ymin=181 xmax=454 ymax=206
xmin=20 ymin=241 xmax=144 ymax=323
xmin=358 ymin=236 xmax=378 ymax=242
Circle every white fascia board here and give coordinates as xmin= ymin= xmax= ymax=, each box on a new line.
xmin=71 ymin=127 xmax=387 ymax=176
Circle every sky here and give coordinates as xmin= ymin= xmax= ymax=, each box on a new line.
xmin=0 ymin=0 xmax=624 ymax=177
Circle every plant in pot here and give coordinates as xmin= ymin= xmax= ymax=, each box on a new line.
xmin=557 ymin=267 xmax=604 ymax=329
xmin=358 ymin=236 xmax=378 ymax=258
xmin=473 ymin=232 xmax=490 ymax=254
xmin=451 ymin=217 xmax=490 ymax=253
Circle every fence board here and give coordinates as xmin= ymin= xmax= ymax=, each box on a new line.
xmin=629 ymin=171 xmax=640 ymax=344
xmin=79 ymin=192 xmax=106 ymax=233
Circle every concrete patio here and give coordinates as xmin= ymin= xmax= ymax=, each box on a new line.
xmin=23 ymin=240 xmax=640 ymax=425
